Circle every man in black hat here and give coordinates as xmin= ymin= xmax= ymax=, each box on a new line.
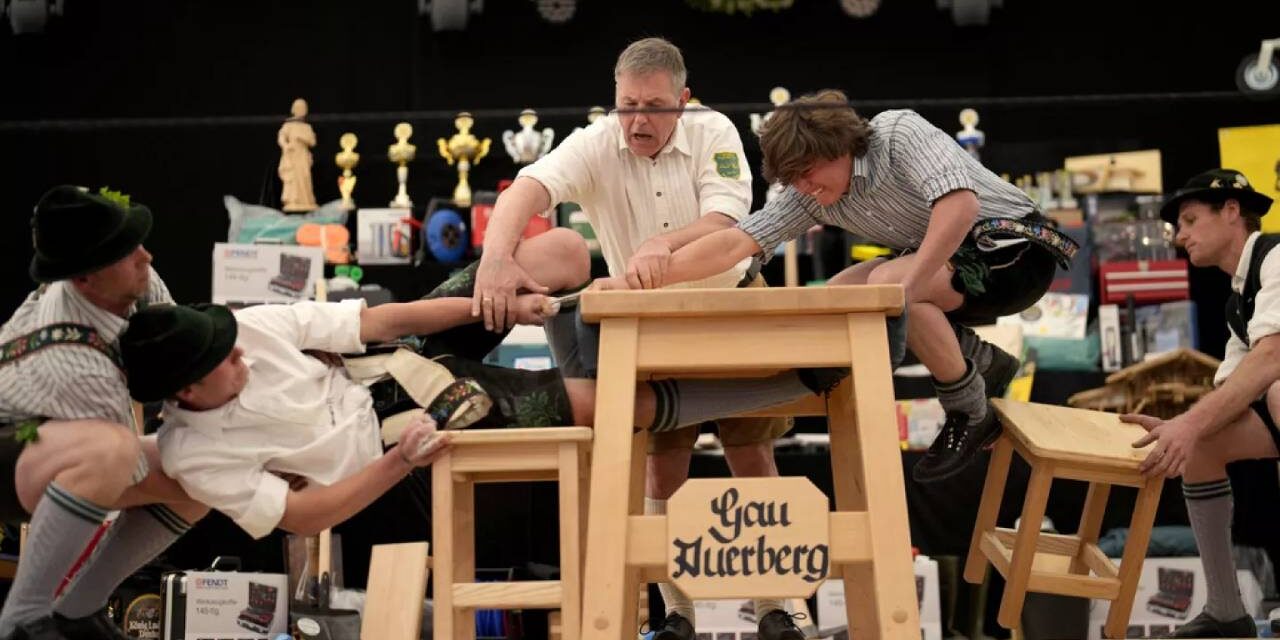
xmin=119 ymin=295 xmax=833 ymax=542
xmin=1122 ymin=168 xmax=1276 ymax=638
xmin=0 ymin=186 xmax=209 ymax=640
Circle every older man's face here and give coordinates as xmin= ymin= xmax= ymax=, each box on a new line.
xmin=615 ymin=71 xmax=690 ymax=159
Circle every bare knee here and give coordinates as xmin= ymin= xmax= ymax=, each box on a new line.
xmin=646 ymin=448 xmax=693 ymax=499
xmin=865 ymin=263 xmax=896 ymax=286
xmin=520 ymin=227 xmax=591 ymax=290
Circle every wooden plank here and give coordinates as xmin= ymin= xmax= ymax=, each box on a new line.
xmin=453 ymin=581 xmax=563 ymax=609
xmin=837 ymin=313 xmax=920 ymax=639
xmin=991 ymin=400 xmax=1153 ymax=470
xmin=997 ymin=464 xmax=1054 ymax=629
xmin=1072 ymin=484 xmax=1112 ymax=575
xmin=1083 ymin=544 xmax=1119 ymax=579
xmin=980 ymin=531 xmax=1012 ymax=577
xmin=580 ymin=317 xmax=640 ymax=640
xmin=1028 ymin=572 xmax=1121 ymax=600
xmin=635 ymin=315 xmax=854 ymax=371
xmin=1105 ymin=478 xmax=1164 ymax=639
xmin=1052 ymin=465 xmax=1145 ymax=488
xmin=431 ymin=454 xmax=457 ymax=640
xmin=828 ymin=511 xmax=873 ymax=564
xmin=452 ymin=478 xmax=476 ymax=637
xmin=991 ymin=529 xmax=1081 ymax=557
xmin=449 ymin=426 xmax=593 ymax=445
xmin=450 ymin=443 xmax=559 ymax=473
xmin=579 ymin=285 xmax=904 ymax=321
xmin=625 ymin=516 xmax=666 ymax=569
xmin=965 ymin=437 xmax=1014 ymax=584
xmin=361 ymin=542 xmax=429 ymax=640
xmin=558 ymin=442 xmax=583 ymax=640
xmin=466 ymin=470 xmax=558 ymax=484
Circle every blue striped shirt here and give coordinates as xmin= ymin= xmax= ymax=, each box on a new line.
xmin=739 ymin=109 xmax=1036 ymax=259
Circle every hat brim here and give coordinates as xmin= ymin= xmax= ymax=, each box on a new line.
xmin=30 ymin=203 xmax=153 ymax=283
xmin=130 ymin=304 xmax=238 ymax=403
xmin=1160 ymin=188 xmax=1274 ymax=226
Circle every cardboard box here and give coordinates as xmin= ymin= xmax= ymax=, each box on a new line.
xmin=816 ymin=556 xmax=942 ymax=640
xmin=1085 ymin=557 xmax=1263 ymax=639
xmin=162 ymin=570 xmax=289 ymax=639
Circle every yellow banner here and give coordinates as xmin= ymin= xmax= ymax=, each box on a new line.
xmin=1218 ymin=124 xmax=1280 ymax=232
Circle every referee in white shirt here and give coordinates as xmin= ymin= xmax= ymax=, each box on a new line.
xmin=471 ymin=37 xmax=805 ymax=640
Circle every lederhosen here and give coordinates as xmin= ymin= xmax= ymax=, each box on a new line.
xmin=0 ymin=323 xmax=125 ymax=523
xmin=1224 ymin=234 xmax=1280 ymax=450
xmin=947 ymin=212 xmax=1080 ymax=323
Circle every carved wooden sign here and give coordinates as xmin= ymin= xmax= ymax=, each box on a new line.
xmin=667 ymin=477 xmax=830 ymax=599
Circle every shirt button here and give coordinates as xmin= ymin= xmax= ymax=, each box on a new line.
xmin=656 ymin=191 xmax=663 ymax=197
xmin=663 ymin=223 xmax=670 ymax=228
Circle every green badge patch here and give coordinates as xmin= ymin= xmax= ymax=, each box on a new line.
xmin=713 ymin=151 xmax=741 ymax=178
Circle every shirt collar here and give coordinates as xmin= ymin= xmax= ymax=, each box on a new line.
xmin=163 ymin=399 xmax=232 ymax=437
xmin=616 ymin=117 xmax=691 ymax=157
xmin=1232 ymin=231 xmax=1263 ymax=293
xmin=60 ymin=282 xmax=131 ymax=342
xmin=852 ymin=152 xmax=870 ymax=181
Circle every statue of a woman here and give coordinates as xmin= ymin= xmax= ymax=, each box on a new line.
xmin=278 ymin=98 xmax=318 ymax=212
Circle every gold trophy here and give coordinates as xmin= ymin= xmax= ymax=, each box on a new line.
xmin=335 ymin=133 xmax=360 ymax=210
xmin=388 ymin=122 xmax=416 ymax=209
xmin=437 ymin=112 xmax=491 ymax=207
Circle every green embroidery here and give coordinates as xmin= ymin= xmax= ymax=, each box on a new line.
xmin=951 ymin=246 xmax=990 ymax=296
xmin=713 ymin=152 xmax=741 ymax=179
xmin=15 ymin=419 xmax=39 ymax=444
xmin=512 ymin=391 xmax=559 ymax=427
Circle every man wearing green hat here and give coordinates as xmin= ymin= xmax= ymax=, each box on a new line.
xmin=0 ymin=186 xmax=209 ymax=640
xmin=1122 ymin=168 xmax=1276 ymax=638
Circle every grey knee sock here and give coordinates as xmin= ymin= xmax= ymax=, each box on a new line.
xmin=934 ymin=359 xmax=988 ymax=424
xmin=0 ymin=483 xmax=108 ymax=635
xmin=1184 ymin=479 xmax=1248 ymax=621
xmin=55 ymin=504 xmax=192 ymax=618
xmin=648 ymin=372 xmax=811 ymax=432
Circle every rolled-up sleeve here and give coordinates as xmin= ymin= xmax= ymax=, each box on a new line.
xmin=159 ymin=429 xmax=289 ymax=540
xmin=238 ymin=300 xmax=366 ymax=354
xmin=736 ymin=188 xmax=822 ymax=263
xmin=885 ymin=110 xmax=978 ymax=205
xmin=696 ymin=114 xmax=752 ymax=221
xmin=518 ymin=126 xmax=596 ymax=207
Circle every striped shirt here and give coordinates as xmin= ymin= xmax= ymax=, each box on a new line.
xmin=739 ymin=109 xmax=1036 ymax=259
xmin=0 ymin=266 xmax=172 ymax=430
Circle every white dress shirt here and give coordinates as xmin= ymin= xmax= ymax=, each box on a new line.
xmin=1215 ymin=232 xmax=1280 ymax=386
xmin=518 ymin=109 xmax=754 ymax=289
xmin=157 ymin=300 xmax=380 ymax=540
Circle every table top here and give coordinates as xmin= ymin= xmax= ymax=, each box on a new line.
xmin=991 ymin=399 xmax=1154 ymax=470
xmin=580 ymin=285 xmax=904 ymax=321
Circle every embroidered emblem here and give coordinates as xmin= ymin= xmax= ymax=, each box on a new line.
xmin=713 ymin=152 xmax=741 ymax=179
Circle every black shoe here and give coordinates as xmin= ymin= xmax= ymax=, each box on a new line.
xmin=1162 ymin=611 xmax=1256 ymax=638
xmin=53 ymin=609 xmax=130 ymax=640
xmin=912 ymin=406 xmax=1003 ymax=483
xmin=651 ymin=612 xmax=695 ymax=640
xmin=757 ymin=609 xmax=806 ymax=640
xmin=434 ymin=355 xmax=575 ymax=428
xmin=797 ymin=368 xmax=850 ymax=396
xmin=4 ymin=617 xmax=68 ymax=640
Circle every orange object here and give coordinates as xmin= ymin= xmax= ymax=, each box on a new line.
xmin=297 ymin=223 xmax=351 ymax=263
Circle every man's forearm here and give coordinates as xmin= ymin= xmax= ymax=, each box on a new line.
xmin=910 ymin=191 xmax=978 ymax=294
xmin=1185 ymin=337 xmax=1280 ymax=438
xmin=360 ymin=298 xmax=474 ymax=343
xmin=279 ymin=454 xmax=410 ymax=536
xmin=652 ymin=213 xmax=737 ymax=252
xmin=664 ymin=227 xmax=761 ymax=286
xmin=483 ymin=177 xmax=551 ymax=259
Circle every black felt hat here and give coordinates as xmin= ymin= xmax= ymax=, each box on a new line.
xmin=121 ymin=304 xmax=238 ymax=402
xmin=1160 ymin=169 xmax=1273 ymax=225
xmin=29 ymin=185 xmax=153 ymax=283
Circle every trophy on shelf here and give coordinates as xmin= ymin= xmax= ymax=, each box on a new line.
xmin=335 ymin=133 xmax=360 ymax=210
xmin=388 ymin=122 xmax=416 ymax=209
xmin=502 ymin=108 xmax=555 ymax=165
xmin=573 ymin=106 xmax=607 ymax=135
xmin=437 ymin=112 xmax=491 ymax=207
xmin=1056 ymin=169 xmax=1078 ymax=210
xmin=1036 ymin=171 xmax=1057 ymax=211
xmin=955 ymin=108 xmax=985 ymax=162
xmin=750 ymin=87 xmax=791 ymax=204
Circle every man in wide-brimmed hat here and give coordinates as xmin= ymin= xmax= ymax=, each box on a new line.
xmin=0 ymin=186 xmax=209 ymax=640
xmin=1123 ymin=169 xmax=1275 ymax=638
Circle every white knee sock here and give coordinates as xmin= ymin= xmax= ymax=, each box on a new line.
xmin=646 ymin=497 xmax=696 ymax=624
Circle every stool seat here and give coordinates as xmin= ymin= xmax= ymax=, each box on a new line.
xmin=433 ymin=426 xmax=592 ymax=640
xmin=965 ymin=400 xmax=1164 ymax=640
xmin=993 ymin=401 xmax=1151 ymax=469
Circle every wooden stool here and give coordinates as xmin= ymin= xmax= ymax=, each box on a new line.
xmin=579 ymin=286 xmax=921 ymax=640
xmin=964 ymin=399 xmax=1163 ymax=639
xmin=432 ymin=427 xmax=592 ymax=640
